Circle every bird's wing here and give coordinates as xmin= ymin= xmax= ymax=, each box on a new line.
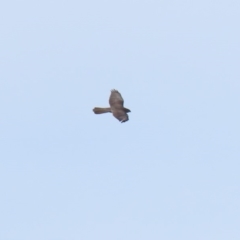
xmin=112 ymin=109 xmax=129 ymax=123
xmin=109 ymin=89 xmax=124 ymax=108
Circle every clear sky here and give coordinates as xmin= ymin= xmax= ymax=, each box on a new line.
xmin=1 ymin=0 xmax=240 ymax=239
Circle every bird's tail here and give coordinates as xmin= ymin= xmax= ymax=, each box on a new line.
xmin=93 ymin=107 xmax=111 ymax=114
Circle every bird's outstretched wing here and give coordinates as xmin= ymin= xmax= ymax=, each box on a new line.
xmin=109 ymin=89 xmax=124 ymax=108
xmin=109 ymin=89 xmax=128 ymax=122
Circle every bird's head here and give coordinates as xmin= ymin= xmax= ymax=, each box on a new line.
xmin=124 ymin=108 xmax=131 ymax=113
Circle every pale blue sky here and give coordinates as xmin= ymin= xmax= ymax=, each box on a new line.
xmin=0 ymin=0 xmax=240 ymax=239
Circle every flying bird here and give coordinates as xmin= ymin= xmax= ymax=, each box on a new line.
xmin=93 ymin=89 xmax=131 ymax=123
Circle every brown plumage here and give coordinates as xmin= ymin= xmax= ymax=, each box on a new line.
xmin=93 ymin=89 xmax=131 ymax=123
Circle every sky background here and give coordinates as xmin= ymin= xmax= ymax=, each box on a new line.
xmin=0 ymin=0 xmax=240 ymax=239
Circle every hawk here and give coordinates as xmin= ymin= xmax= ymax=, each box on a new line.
xmin=93 ymin=89 xmax=131 ymax=123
